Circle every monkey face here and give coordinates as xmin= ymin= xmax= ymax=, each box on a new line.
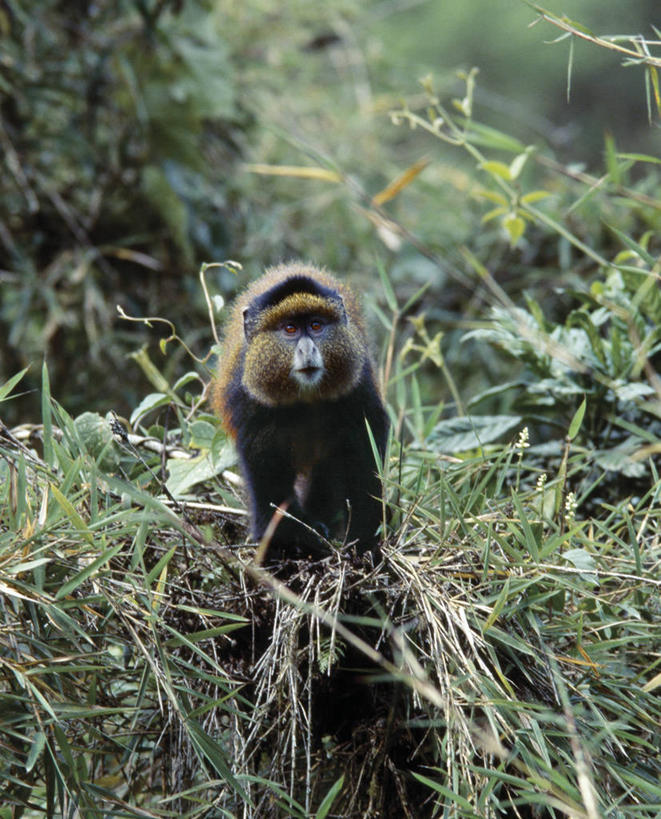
xmin=242 ymin=307 xmax=366 ymax=407
xmin=282 ymin=314 xmax=327 ymax=390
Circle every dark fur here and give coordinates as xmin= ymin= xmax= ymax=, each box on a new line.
xmin=215 ymin=264 xmax=388 ymax=555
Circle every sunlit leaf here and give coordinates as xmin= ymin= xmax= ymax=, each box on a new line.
xmin=372 ymin=157 xmax=429 ymax=206
xmin=480 ymin=160 xmax=512 ymax=180
xmin=503 ymin=212 xmax=525 ymax=246
xmin=427 ymin=414 xmax=522 ymax=452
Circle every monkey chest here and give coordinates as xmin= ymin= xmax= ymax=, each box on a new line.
xmin=289 ymin=415 xmax=331 ymax=472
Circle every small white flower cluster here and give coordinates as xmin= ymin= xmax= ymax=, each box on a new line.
xmin=565 ymin=491 xmax=578 ymax=524
xmin=515 ymin=426 xmax=530 ymax=451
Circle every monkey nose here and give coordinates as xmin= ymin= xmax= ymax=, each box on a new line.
xmin=293 ymin=337 xmax=323 ymax=371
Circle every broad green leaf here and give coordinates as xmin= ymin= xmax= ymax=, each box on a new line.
xmin=172 ymin=371 xmax=201 ymax=392
xmin=593 ymin=444 xmax=647 ymax=478
xmin=427 ymin=414 xmax=522 ymax=453
xmin=74 ymin=412 xmax=121 ymax=470
xmin=567 ymin=310 xmax=606 ymax=366
xmin=165 ymin=445 xmax=235 ymax=496
xmin=130 ymin=392 xmax=171 ymax=427
xmin=562 ymin=548 xmax=599 ymax=585
xmin=189 ymin=419 xmax=217 ymax=449
xmin=613 ymin=383 xmax=655 ymax=402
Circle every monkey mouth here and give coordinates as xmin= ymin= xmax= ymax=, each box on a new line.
xmin=293 ymin=366 xmax=323 ymax=387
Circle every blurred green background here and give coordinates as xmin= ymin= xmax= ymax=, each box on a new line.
xmin=1 ymin=0 xmax=658 ymax=424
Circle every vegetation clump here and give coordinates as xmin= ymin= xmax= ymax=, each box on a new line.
xmin=1 ymin=1 xmax=660 ymax=816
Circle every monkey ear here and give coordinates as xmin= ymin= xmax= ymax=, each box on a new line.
xmin=332 ymin=294 xmax=348 ymax=324
xmin=242 ymin=306 xmax=253 ymax=340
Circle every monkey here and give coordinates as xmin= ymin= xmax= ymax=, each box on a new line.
xmin=213 ymin=262 xmax=388 ymax=557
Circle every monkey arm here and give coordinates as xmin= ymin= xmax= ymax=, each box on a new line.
xmin=304 ymin=379 xmax=388 ymax=547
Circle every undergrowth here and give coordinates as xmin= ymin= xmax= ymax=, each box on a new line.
xmin=1 ymin=250 xmax=659 ymax=816
xmin=1 ymin=7 xmax=661 ymax=818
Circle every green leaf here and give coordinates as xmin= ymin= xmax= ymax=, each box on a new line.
xmin=142 ymin=164 xmax=193 ymax=263
xmin=316 ymin=774 xmax=344 ymax=819
xmin=482 ymin=577 xmax=511 ymax=632
xmin=0 ymin=367 xmax=29 ymax=402
xmin=503 ymin=212 xmax=525 ymax=246
xmin=510 ymin=491 xmax=540 ymax=561
xmin=567 ymin=397 xmax=586 ymax=440
xmin=25 ymin=731 xmax=47 ymax=773
xmin=567 ymin=310 xmax=606 ymax=367
xmin=74 ymin=412 xmax=121 ymax=470
xmin=50 ymin=483 xmax=94 ymax=546
xmin=172 ymin=371 xmax=201 ymax=392
xmin=376 ymin=259 xmax=398 ymax=312
xmin=130 ymin=392 xmax=171 ymax=427
xmin=185 ymin=717 xmax=245 ymax=800
xmin=189 ymin=420 xmax=217 ymax=449
xmin=593 ymin=442 xmax=647 ymax=478
xmin=56 ymin=540 xmax=125 ymax=599
xmin=604 ymin=132 xmax=620 ymax=185
xmin=480 ymin=160 xmax=512 ymax=180
xmin=520 ymin=190 xmax=551 ymax=204
xmin=41 ymin=361 xmax=54 ymax=468
xmin=165 ymin=446 xmax=235 ymax=496
xmin=616 ymin=152 xmax=661 ymax=166
xmin=427 ymin=414 xmax=522 ymax=453
xmin=481 ymin=206 xmax=507 ymax=224
xmin=608 ymin=224 xmax=656 ymax=266
xmin=465 ymin=121 xmax=526 ymax=152
xmin=509 ymin=150 xmax=531 ymax=180
xmin=410 ymin=772 xmax=476 ymax=813
xmin=475 ymin=189 xmax=508 ymax=206
xmin=562 ymin=548 xmax=599 ymax=585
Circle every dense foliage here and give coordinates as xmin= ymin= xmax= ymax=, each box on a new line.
xmin=1 ymin=0 xmax=660 ymax=817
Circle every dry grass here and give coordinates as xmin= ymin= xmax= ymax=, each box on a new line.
xmin=2 ymin=391 xmax=659 ymax=816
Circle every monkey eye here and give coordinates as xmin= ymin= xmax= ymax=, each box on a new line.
xmin=308 ymin=317 xmax=326 ymax=334
xmin=283 ymin=322 xmax=299 ymax=336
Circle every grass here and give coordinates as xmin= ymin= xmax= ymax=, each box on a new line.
xmin=1 ymin=298 xmax=659 ymax=817
xmin=1 ymin=15 xmax=660 ymax=814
